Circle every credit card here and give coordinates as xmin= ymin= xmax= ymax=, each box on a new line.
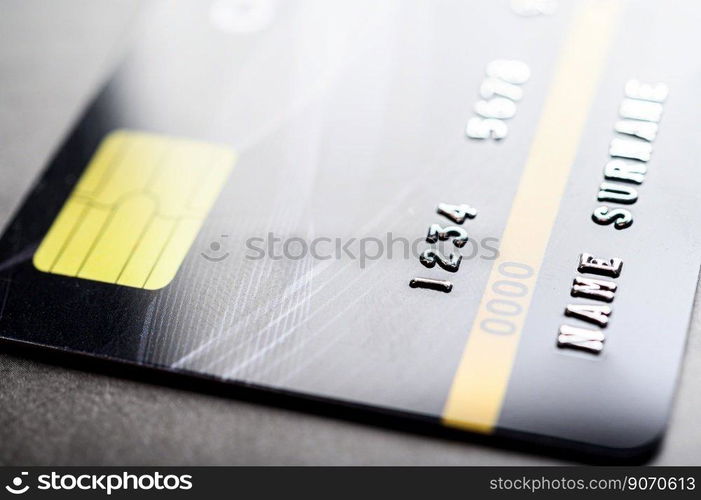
xmin=1 ymin=0 xmax=700 ymax=459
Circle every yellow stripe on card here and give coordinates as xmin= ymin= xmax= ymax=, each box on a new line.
xmin=442 ymin=0 xmax=622 ymax=433
xmin=34 ymin=130 xmax=236 ymax=290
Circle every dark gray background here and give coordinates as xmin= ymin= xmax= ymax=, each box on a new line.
xmin=1 ymin=0 xmax=700 ymax=465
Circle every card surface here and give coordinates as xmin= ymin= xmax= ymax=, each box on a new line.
xmin=1 ymin=0 xmax=701 ymax=458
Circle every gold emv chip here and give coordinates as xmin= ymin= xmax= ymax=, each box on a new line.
xmin=34 ymin=130 xmax=235 ymax=290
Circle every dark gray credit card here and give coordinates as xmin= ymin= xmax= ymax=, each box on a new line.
xmin=1 ymin=0 xmax=700 ymax=458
